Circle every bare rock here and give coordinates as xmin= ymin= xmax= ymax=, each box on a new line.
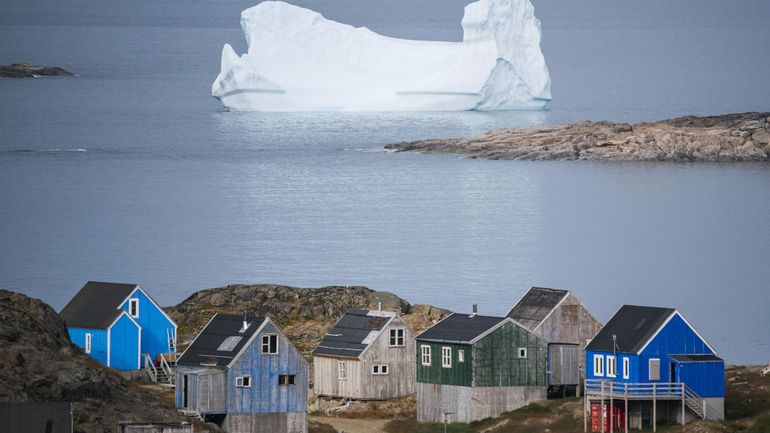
xmin=1 ymin=63 xmax=75 ymax=78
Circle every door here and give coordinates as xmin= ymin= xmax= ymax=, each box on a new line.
xmin=670 ymin=362 xmax=677 ymax=392
xmin=182 ymin=374 xmax=189 ymax=408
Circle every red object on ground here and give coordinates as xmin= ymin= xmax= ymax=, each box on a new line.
xmin=591 ymin=402 xmax=625 ymax=432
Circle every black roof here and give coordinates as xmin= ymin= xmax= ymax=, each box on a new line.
xmin=60 ymin=281 xmax=138 ymax=329
xmin=312 ymin=309 xmax=395 ymax=358
xmin=177 ymin=314 xmax=266 ymax=367
xmin=585 ymin=305 xmax=676 ymax=353
xmin=670 ymin=354 xmax=722 ymax=363
xmin=417 ymin=313 xmax=507 ymax=344
xmin=506 ymin=287 xmax=569 ymax=331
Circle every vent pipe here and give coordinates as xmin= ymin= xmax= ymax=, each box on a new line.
xmin=469 ymin=304 xmax=478 ymax=318
xmin=378 ymin=302 xmax=382 ymax=311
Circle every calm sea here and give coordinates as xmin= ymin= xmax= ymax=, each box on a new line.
xmin=1 ymin=0 xmax=769 ymax=363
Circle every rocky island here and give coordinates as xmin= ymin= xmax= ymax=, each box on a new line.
xmin=386 ymin=112 xmax=770 ymax=162
xmin=1 ymin=63 xmax=75 ymax=78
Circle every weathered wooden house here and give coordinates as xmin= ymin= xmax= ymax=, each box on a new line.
xmin=506 ymin=287 xmax=602 ymax=393
xmin=176 ymin=314 xmax=308 ymax=433
xmin=415 ymin=310 xmax=547 ymax=423
xmin=584 ymin=305 xmax=724 ymax=432
xmin=312 ymin=309 xmax=415 ymax=400
xmin=60 ymin=281 xmax=178 ymax=371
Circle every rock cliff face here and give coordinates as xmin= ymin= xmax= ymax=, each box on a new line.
xmin=386 ymin=112 xmax=770 ymax=162
xmin=0 ymin=289 xmax=187 ymax=433
xmin=167 ymin=284 xmax=450 ymax=355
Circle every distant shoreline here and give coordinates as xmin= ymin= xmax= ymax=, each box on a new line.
xmin=386 ymin=112 xmax=770 ymax=162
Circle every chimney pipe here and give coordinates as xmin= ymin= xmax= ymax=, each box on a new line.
xmin=378 ymin=302 xmax=382 ymax=311
xmin=469 ymin=304 xmax=478 ymax=318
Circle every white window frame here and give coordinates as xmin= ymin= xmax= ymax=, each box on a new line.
xmin=458 ymin=349 xmax=465 ymax=363
xmin=593 ymin=354 xmax=604 ymax=377
xmin=236 ymin=375 xmax=251 ymax=388
xmin=261 ymin=334 xmax=278 ymax=354
xmin=372 ymin=364 xmax=389 ymax=375
xmin=85 ymin=333 xmax=92 ymax=354
xmin=649 ymin=358 xmax=660 ymax=381
xmin=129 ymin=298 xmax=139 ymax=318
xmin=623 ymin=357 xmax=630 ymax=379
xmin=606 ymin=355 xmax=616 ymax=377
xmin=338 ymin=360 xmax=347 ymax=380
xmin=389 ymin=328 xmax=405 ymax=347
xmin=518 ymin=347 xmax=528 ymax=359
xmin=421 ymin=345 xmax=431 ymax=366
xmin=442 ymin=347 xmax=452 ymax=368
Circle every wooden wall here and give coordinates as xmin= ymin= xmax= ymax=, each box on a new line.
xmin=415 ymin=341 xmax=472 ymax=386
xmin=473 ymin=321 xmax=547 ymax=387
xmin=547 ymin=344 xmax=579 ymax=385
xmin=416 ymin=383 xmax=546 ymax=423
xmin=223 ymin=412 xmax=307 ymax=433
xmin=196 ymin=370 xmax=227 ymax=414
xmin=313 ymin=356 xmax=363 ymax=398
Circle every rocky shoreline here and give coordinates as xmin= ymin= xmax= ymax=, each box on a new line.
xmin=1 ymin=63 xmax=75 ymax=78
xmin=386 ymin=112 xmax=770 ymax=162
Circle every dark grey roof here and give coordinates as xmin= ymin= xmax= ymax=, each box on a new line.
xmin=177 ymin=314 xmax=266 ymax=367
xmin=506 ymin=287 xmax=569 ymax=330
xmin=312 ymin=309 xmax=394 ymax=359
xmin=59 ymin=281 xmax=137 ymax=329
xmin=670 ymin=354 xmax=722 ymax=363
xmin=416 ymin=313 xmax=506 ymax=344
xmin=585 ymin=305 xmax=676 ymax=353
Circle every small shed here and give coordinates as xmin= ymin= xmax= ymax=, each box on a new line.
xmin=312 ymin=309 xmax=415 ymax=400
xmin=60 ymin=281 xmax=177 ymax=371
xmin=507 ymin=287 xmax=602 ymax=390
xmin=415 ymin=311 xmax=547 ymax=423
xmin=176 ymin=313 xmax=308 ymax=433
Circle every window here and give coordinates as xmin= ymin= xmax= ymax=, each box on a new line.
xmin=278 ymin=374 xmax=296 ymax=386
xmin=593 ymin=354 xmax=604 ymax=376
xmin=372 ymin=364 xmax=389 ymax=375
xmin=518 ymin=348 xmax=528 ymax=359
xmin=623 ymin=357 xmax=630 ymax=379
xmin=649 ymin=358 xmax=660 ymax=381
xmin=261 ymin=335 xmax=278 ymax=354
xmin=606 ymin=355 xmax=616 ymax=377
xmin=85 ymin=333 xmax=92 ymax=354
xmin=236 ymin=376 xmax=251 ymax=387
xmin=458 ymin=350 xmax=465 ymax=363
xmin=442 ymin=347 xmax=452 ymax=368
xmin=389 ymin=328 xmax=405 ymax=346
xmin=338 ymin=360 xmax=347 ymax=380
xmin=129 ymin=299 xmax=139 ymax=318
xmin=421 ymin=345 xmax=431 ymax=366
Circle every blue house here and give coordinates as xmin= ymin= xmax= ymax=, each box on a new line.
xmin=175 ymin=314 xmax=308 ymax=433
xmin=583 ymin=305 xmax=724 ymax=431
xmin=60 ymin=281 xmax=178 ymax=371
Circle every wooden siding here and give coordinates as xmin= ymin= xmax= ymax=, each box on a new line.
xmin=68 ymin=327 xmax=108 ymax=365
xmin=415 ymin=342 xmax=472 ymax=387
xmin=223 ymin=412 xmax=307 ymax=433
xmin=118 ymin=288 xmax=175 ymax=360
xmin=228 ymin=320 xmax=308 ymax=414
xmin=109 ymin=313 xmax=140 ymax=370
xmin=473 ymin=321 xmax=547 ymax=387
xmin=197 ymin=370 xmax=227 ymax=414
xmin=313 ymin=356 xmax=363 ymax=398
xmin=416 ymin=383 xmax=546 ymax=423
xmin=547 ymin=344 xmax=579 ymax=386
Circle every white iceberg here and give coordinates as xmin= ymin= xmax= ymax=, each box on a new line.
xmin=212 ymin=0 xmax=551 ymax=112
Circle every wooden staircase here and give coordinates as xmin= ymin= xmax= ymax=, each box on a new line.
xmin=144 ymin=353 xmax=178 ymax=386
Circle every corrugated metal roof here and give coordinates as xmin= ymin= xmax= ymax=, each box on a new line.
xmin=416 ymin=313 xmax=506 ymax=344
xmin=312 ymin=309 xmax=394 ymax=358
xmin=670 ymin=354 xmax=722 ymax=363
xmin=585 ymin=305 xmax=675 ymax=353
xmin=506 ymin=287 xmax=568 ymax=331
xmin=59 ymin=281 xmax=137 ymax=329
xmin=177 ymin=314 xmax=266 ymax=366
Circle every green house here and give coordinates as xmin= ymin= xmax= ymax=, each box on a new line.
xmin=415 ymin=310 xmax=547 ymax=423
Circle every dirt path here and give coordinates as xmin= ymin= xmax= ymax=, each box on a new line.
xmin=311 ymin=416 xmax=390 ymax=433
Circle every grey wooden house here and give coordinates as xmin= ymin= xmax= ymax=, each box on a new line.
xmin=312 ymin=309 xmax=415 ymax=400
xmin=175 ymin=314 xmax=308 ymax=433
xmin=416 ymin=310 xmax=547 ymax=423
xmin=507 ymin=287 xmax=602 ymax=393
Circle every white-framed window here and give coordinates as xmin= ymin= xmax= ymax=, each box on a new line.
xmin=421 ymin=345 xmax=431 ymax=366
xmin=236 ymin=375 xmax=251 ymax=387
xmin=442 ymin=347 xmax=452 ymax=368
xmin=649 ymin=358 xmax=660 ymax=381
xmin=372 ymin=364 xmax=389 ymax=375
xmin=593 ymin=354 xmax=604 ymax=376
xmin=606 ymin=355 xmax=616 ymax=377
xmin=338 ymin=360 xmax=347 ymax=380
xmin=389 ymin=328 xmax=405 ymax=347
xmin=85 ymin=333 xmax=92 ymax=354
xmin=623 ymin=357 xmax=630 ymax=379
xmin=278 ymin=374 xmax=296 ymax=386
xmin=261 ymin=334 xmax=278 ymax=354
xmin=458 ymin=349 xmax=465 ymax=363
xmin=518 ymin=347 xmax=528 ymax=359
xmin=129 ymin=298 xmax=139 ymax=318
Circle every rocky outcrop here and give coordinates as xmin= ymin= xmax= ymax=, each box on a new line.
xmin=0 ymin=63 xmax=76 ymax=78
xmin=385 ymin=112 xmax=770 ymax=162
xmin=0 ymin=289 xmax=189 ymax=433
xmin=167 ymin=284 xmax=450 ymax=355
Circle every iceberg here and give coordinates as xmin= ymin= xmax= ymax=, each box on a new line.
xmin=212 ymin=0 xmax=551 ymax=111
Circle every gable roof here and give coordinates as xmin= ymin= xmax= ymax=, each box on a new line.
xmin=177 ymin=314 xmax=266 ymax=367
xmin=506 ymin=287 xmax=569 ymax=331
xmin=60 ymin=281 xmax=138 ymax=329
xmin=585 ymin=305 xmax=675 ymax=353
xmin=416 ymin=313 xmax=508 ymax=344
xmin=312 ymin=309 xmax=395 ymax=359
